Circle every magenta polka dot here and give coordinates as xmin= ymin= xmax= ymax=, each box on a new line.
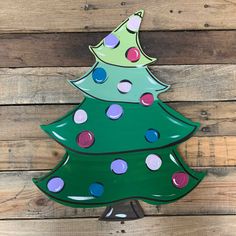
xmin=126 ymin=47 xmax=140 ymax=62
xmin=140 ymin=93 xmax=154 ymax=106
xmin=172 ymin=172 xmax=189 ymax=188
xmin=77 ymin=131 xmax=95 ymax=148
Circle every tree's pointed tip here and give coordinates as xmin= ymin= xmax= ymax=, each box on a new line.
xmin=135 ymin=9 xmax=145 ymax=18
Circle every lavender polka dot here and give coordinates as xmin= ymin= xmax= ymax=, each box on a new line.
xmin=117 ymin=80 xmax=132 ymax=93
xmin=127 ymin=15 xmax=142 ymax=32
xmin=74 ymin=109 xmax=87 ymax=124
xmin=104 ymin=33 xmax=120 ymax=48
xmin=145 ymin=154 xmax=162 ymax=171
xmin=111 ymin=159 xmax=128 ymax=174
xmin=47 ymin=177 xmax=64 ymax=193
xmin=106 ymin=104 xmax=123 ymax=120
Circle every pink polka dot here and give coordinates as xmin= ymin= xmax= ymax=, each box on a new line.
xmin=126 ymin=47 xmax=140 ymax=62
xmin=172 ymin=172 xmax=189 ymax=188
xmin=140 ymin=93 xmax=154 ymax=106
xmin=77 ymin=131 xmax=95 ymax=148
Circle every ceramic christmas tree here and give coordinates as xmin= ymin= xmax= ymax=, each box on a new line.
xmin=33 ymin=10 xmax=206 ymax=221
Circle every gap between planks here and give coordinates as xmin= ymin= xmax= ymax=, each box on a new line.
xmin=0 ymin=136 xmax=236 ymax=171
xmin=0 ymin=215 xmax=235 ymax=236
xmin=0 ymin=0 xmax=236 ymax=32
xmin=0 ymin=101 xmax=235 ymax=141
xmin=0 ymin=166 xmax=235 ymax=219
xmin=0 ymin=31 xmax=235 ymax=67
xmin=0 ymin=65 xmax=235 ymax=104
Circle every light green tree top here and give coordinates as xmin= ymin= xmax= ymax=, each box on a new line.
xmin=89 ymin=10 xmax=156 ymax=67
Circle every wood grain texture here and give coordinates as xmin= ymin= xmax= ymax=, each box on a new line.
xmin=1 ymin=31 xmax=236 ymax=67
xmin=0 ymin=136 xmax=235 ymax=171
xmin=0 ymin=0 xmax=236 ymax=33
xmin=0 ymin=64 xmax=235 ymax=104
xmin=0 ymin=216 xmax=235 ymax=236
xmin=0 ymin=102 xmax=234 ymax=141
xmin=0 ymin=167 xmax=235 ymax=219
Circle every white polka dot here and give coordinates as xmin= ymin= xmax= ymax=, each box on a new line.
xmin=145 ymin=154 xmax=162 ymax=171
xmin=74 ymin=109 xmax=87 ymax=124
xmin=117 ymin=80 xmax=132 ymax=94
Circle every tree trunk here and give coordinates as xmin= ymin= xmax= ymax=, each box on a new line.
xmin=99 ymin=200 xmax=144 ymax=221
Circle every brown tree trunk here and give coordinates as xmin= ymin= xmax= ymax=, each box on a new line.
xmin=99 ymin=200 xmax=144 ymax=221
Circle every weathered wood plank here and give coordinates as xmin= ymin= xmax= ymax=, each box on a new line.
xmin=1 ymin=136 xmax=235 ymax=171
xmin=1 ymin=31 xmax=235 ymax=67
xmin=0 ymin=0 xmax=236 ymax=32
xmin=0 ymin=65 xmax=235 ymax=104
xmin=0 ymin=167 xmax=235 ymax=219
xmin=0 ymin=216 xmax=235 ymax=236
xmin=0 ymin=102 xmax=234 ymax=141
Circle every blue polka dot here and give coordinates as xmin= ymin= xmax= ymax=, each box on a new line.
xmin=145 ymin=129 xmax=159 ymax=143
xmin=92 ymin=68 xmax=107 ymax=84
xmin=89 ymin=183 xmax=104 ymax=197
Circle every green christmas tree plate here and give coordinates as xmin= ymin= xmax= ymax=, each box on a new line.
xmin=33 ymin=10 xmax=206 ymax=221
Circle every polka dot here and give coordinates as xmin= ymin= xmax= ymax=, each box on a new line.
xmin=126 ymin=47 xmax=140 ymax=62
xmin=77 ymin=131 xmax=95 ymax=148
xmin=145 ymin=154 xmax=162 ymax=171
xmin=117 ymin=80 xmax=132 ymax=94
xmin=145 ymin=129 xmax=159 ymax=143
xmin=127 ymin=15 xmax=142 ymax=32
xmin=47 ymin=177 xmax=64 ymax=193
xmin=172 ymin=172 xmax=189 ymax=189
xmin=89 ymin=183 xmax=104 ymax=197
xmin=74 ymin=109 xmax=87 ymax=124
xmin=111 ymin=159 xmax=128 ymax=174
xmin=104 ymin=33 xmax=119 ymax=48
xmin=92 ymin=67 xmax=107 ymax=84
xmin=140 ymin=93 xmax=154 ymax=106
xmin=106 ymin=104 xmax=123 ymax=120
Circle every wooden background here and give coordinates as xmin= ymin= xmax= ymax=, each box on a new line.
xmin=0 ymin=0 xmax=235 ymax=235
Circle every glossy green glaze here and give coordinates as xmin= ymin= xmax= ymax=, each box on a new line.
xmin=41 ymin=97 xmax=198 ymax=154
xmin=89 ymin=10 xmax=156 ymax=67
xmin=70 ymin=62 xmax=169 ymax=103
xmin=33 ymin=147 xmax=205 ymax=208
xmin=33 ymin=10 xmax=205 ymax=210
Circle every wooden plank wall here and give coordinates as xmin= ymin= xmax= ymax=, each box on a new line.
xmin=0 ymin=1 xmax=235 ymax=235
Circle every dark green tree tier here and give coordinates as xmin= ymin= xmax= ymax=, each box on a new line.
xmin=33 ymin=10 xmax=206 ymax=214
xmin=33 ymin=147 xmax=205 ymax=208
xmin=41 ymin=97 xmax=199 ymax=154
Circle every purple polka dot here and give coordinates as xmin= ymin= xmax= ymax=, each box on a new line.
xmin=117 ymin=80 xmax=132 ymax=94
xmin=145 ymin=154 xmax=162 ymax=171
xmin=106 ymin=104 xmax=123 ymax=120
xmin=111 ymin=159 xmax=128 ymax=174
xmin=104 ymin=33 xmax=119 ymax=48
xmin=47 ymin=177 xmax=64 ymax=193
xmin=127 ymin=15 xmax=142 ymax=32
